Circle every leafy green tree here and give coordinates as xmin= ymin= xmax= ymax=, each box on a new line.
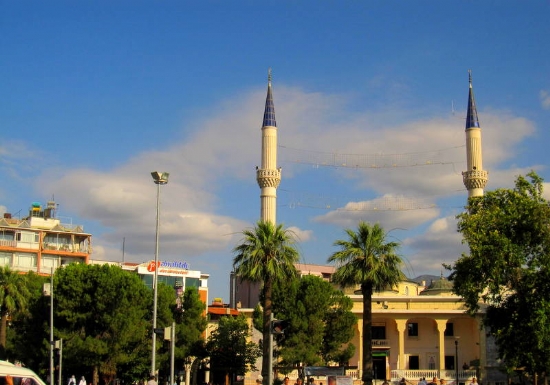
xmin=7 ymin=271 xmax=49 ymax=373
xmin=328 ymin=222 xmax=404 ymax=385
xmin=157 ymin=286 xmax=207 ymax=376
xmin=206 ymin=314 xmax=261 ymax=385
xmin=322 ymin=290 xmax=356 ymax=366
xmin=233 ymin=220 xmax=300 ymax=384
xmin=252 ymin=303 xmax=263 ymax=333
xmin=175 ymin=287 xmax=207 ymax=357
xmin=271 ymin=275 xmax=356 ymax=369
xmin=54 ymin=263 xmax=152 ymax=385
xmin=450 ymin=171 xmax=550 ymax=377
xmin=0 ymin=266 xmax=31 ymax=359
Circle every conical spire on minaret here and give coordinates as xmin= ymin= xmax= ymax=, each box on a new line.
xmin=262 ymin=68 xmax=277 ymax=127
xmin=257 ymin=68 xmax=281 ymax=224
xmin=462 ymin=70 xmax=488 ymax=198
xmin=466 ymin=70 xmax=480 ymax=129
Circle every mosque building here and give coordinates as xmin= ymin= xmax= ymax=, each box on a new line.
xmin=233 ymin=70 xmax=505 ymax=385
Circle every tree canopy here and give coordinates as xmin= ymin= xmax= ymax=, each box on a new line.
xmin=450 ymin=171 xmax=550 ymax=376
xmin=328 ymin=221 xmax=404 ymax=385
xmin=206 ymin=314 xmax=261 ymax=385
xmin=4 ymin=264 xmax=208 ymax=385
xmin=233 ymin=220 xmax=300 ymax=384
xmin=271 ymin=274 xmax=356 ymax=369
xmin=54 ymin=263 xmax=152 ymax=384
xmin=161 ymin=286 xmax=208 ymax=374
xmin=0 ymin=266 xmax=30 ymax=359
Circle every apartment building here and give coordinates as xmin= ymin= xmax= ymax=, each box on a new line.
xmin=0 ymin=201 xmax=91 ymax=274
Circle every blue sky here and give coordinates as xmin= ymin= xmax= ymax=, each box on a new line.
xmin=1 ymin=1 xmax=549 ymax=301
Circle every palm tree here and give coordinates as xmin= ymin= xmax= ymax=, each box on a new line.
xmin=233 ymin=220 xmax=300 ymax=384
xmin=327 ymin=222 xmax=404 ymax=385
xmin=0 ymin=266 xmax=30 ymax=358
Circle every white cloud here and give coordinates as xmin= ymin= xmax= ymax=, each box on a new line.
xmin=287 ymin=226 xmax=313 ymax=243
xmin=402 ymin=215 xmax=466 ymax=277
xmin=10 ymin=84 xmax=543 ymax=295
xmin=540 ymin=90 xmax=550 ymax=110
xmin=313 ymin=195 xmax=440 ymax=230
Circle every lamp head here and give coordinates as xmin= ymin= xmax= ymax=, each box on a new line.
xmin=151 ymin=171 xmax=170 ymax=185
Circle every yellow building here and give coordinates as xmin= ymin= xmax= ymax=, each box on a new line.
xmin=342 ymin=277 xmax=483 ymax=384
xmin=236 ymin=264 xmax=505 ymax=385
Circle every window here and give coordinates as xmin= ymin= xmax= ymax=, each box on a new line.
xmin=0 ymin=375 xmax=39 ymax=385
xmin=445 ymin=355 xmax=455 ymax=370
xmin=41 ymin=255 xmax=59 ymax=270
xmin=428 ymin=355 xmax=436 ymax=370
xmin=0 ymin=252 xmax=12 ymax=267
xmin=444 ymin=322 xmax=454 ymax=336
xmin=14 ymin=252 xmax=37 ymax=269
xmin=0 ymin=231 xmax=15 ymax=241
xmin=372 ymin=325 xmax=386 ymax=340
xmin=17 ymin=231 xmax=39 ymax=243
xmin=407 ymin=322 xmax=419 ymax=337
xmin=409 ymin=355 xmax=419 ymax=370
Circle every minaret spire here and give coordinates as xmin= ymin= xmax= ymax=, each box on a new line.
xmin=256 ymin=69 xmax=281 ymax=224
xmin=466 ymin=70 xmax=480 ymax=129
xmin=462 ymin=70 xmax=488 ymax=198
xmin=262 ymin=68 xmax=277 ymax=128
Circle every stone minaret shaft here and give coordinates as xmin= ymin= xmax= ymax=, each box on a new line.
xmin=256 ymin=69 xmax=281 ymax=224
xmin=462 ymin=70 xmax=488 ymax=198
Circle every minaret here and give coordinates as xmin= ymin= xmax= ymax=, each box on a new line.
xmin=256 ymin=69 xmax=281 ymax=224
xmin=462 ymin=70 xmax=488 ymax=198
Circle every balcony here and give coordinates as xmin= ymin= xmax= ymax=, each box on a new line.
xmin=372 ymin=339 xmax=390 ymax=348
xmin=0 ymin=240 xmax=17 ymax=247
xmin=43 ymin=243 xmax=90 ymax=253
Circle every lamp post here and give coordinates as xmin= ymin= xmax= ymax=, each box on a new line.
xmin=43 ymin=267 xmax=54 ymax=385
xmin=455 ymin=337 xmax=460 ymax=385
xmin=151 ymin=171 xmax=170 ymax=376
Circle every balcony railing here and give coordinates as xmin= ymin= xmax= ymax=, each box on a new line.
xmin=372 ymin=339 xmax=391 ymax=347
xmin=343 ymin=369 xmax=477 ymax=383
xmin=43 ymin=243 xmax=90 ymax=253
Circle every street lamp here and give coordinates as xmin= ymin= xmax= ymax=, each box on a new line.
xmin=43 ymin=267 xmax=54 ymax=385
xmin=455 ymin=337 xmax=460 ymax=385
xmin=151 ymin=171 xmax=169 ymax=376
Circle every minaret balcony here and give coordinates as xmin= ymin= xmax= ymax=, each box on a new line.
xmin=462 ymin=169 xmax=488 ymax=189
xmin=256 ymin=168 xmax=281 ymax=188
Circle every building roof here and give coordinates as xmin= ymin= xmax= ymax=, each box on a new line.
xmin=208 ymin=307 xmax=240 ymax=316
xmin=419 ymin=275 xmax=454 ymax=296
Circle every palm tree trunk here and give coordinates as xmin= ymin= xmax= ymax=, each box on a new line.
xmin=93 ymin=365 xmax=99 ymax=385
xmin=362 ymin=284 xmax=374 ymax=385
xmin=262 ymin=278 xmax=273 ymax=385
xmin=0 ymin=312 xmax=7 ymax=359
